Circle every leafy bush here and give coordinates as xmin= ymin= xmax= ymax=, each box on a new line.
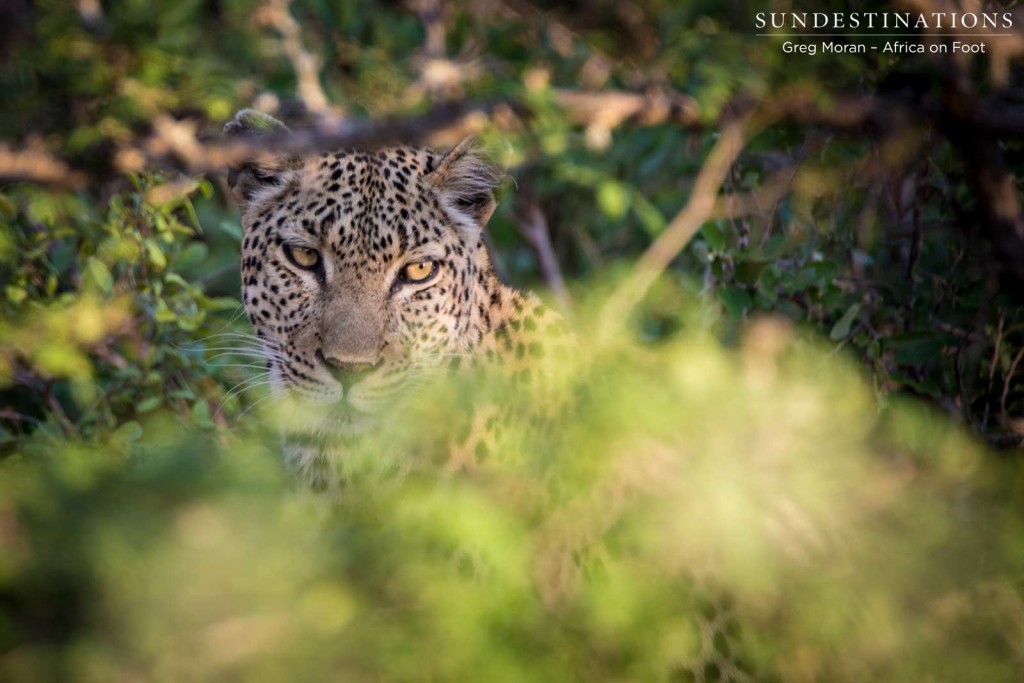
xmin=0 ymin=175 xmax=244 ymax=450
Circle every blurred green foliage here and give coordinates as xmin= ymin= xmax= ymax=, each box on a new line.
xmin=1 ymin=315 xmax=1022 ymax=680
xmin=1 ymin=0 xmax=1023 ymax=680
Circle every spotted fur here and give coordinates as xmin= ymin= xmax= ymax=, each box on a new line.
xmin=224 ymin=109 xmax=565 ymax=481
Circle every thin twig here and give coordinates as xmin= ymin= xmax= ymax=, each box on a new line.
xmin=983 ymin=313 xmax=1004 ymax=428
xmin=1001 ymin=347 xmax=1024 ymax=419
xmin=0 ymin=409 xmax=42 ymax=426
xmin=44 ymin=385 xmax=78 ymax=438
xmin=515 ymin=173 xmax=570 ymax=310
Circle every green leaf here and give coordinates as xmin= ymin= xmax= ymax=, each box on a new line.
xmin=190 ymin=400 xmax=215 ymax=428
xmin=177 ymin=310 xmax=206 ymax=331
xmin=701 ymin=223 xmax=726 ymax=251
xmin=84 ymin=258 xmax=114 ymax=295
xmin=111 ymin=420 xmax=143 ymax=445
xmin=829 ymin=303 xmax=862 ymax=341
xmin=717 ymin=286 xmax=752 ymax=319
xmin=596 ymin=181 xmax=631 ymax=220
xmin=762 ymin=234 xmax=786 ymax=257
xmin=754 ymin=288 xmax=777 ymax=308
xmin=154 ymin=299 xmax=177 ymax=323
xmin=163 ymin=273 xmax=192 ymax=291
xmin=756 ymin=264 xmax=780 ymax=290
xmin=176 ymin=241 xmax=209 ymax=272
xmin=734 ymin=259 xmax=768 ymax=284
xmin=50 ymin=241 xmax=75 ymax=273
xmin=202 ymin=296 xmax=241 ymax=312
xmin=219 ymin=220 xmax=243 ymax=242
xmin=5 ymin=285 xmax=27 ymax=304
xmin=136 ymin=396 xmax=163 ymax=413
xmin=145 ymin=239 xmax=168 ymax=271
xmin=811 ymin=261 xmax=839 ymax=286
xmin=633 ymin=196 xmax=666 ymax=236
xmin=183 ymin=195 xmax=204 ymax=233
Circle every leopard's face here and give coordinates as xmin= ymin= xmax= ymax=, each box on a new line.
xmin=227 ymin=113 xmax=500 ymax=436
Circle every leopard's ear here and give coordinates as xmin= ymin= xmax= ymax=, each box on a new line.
xmin=424 ymin=137 xmax=501 ymax=230
xmin=223 ymin=109 xmax=301 ymax=206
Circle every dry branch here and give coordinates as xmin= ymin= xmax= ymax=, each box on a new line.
xmin=0 ymin=88 xmax=916 ymax=191
xmin=409 ymin=0 xmax=448 ymax=58
xmin=0 ymin=144 xmax=88 ymax=190
xmin=255 ymin=0 xmax=337 ymax=118
xmin=4 ymin=89 xmax=712 ymax=189
xmin=553 ymin=88 xmax=700 ymax=148
xmin=600 ymin=119 xmax=750 ymax=328
xmin=514 ymin=175 xmax=570 ymax=310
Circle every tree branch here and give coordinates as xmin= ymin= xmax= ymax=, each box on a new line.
xmin=514 ymin=173 xmax=570 ymax=310
xmin=600 ymin=118 xmax=750 ymax=328
xmin=255 ymin=0 xmax=337 ymax=118
xmin=0 ymin=87 xmax=901 ymax=191
xmin=0 ymin=144 xmax=88 ymax=189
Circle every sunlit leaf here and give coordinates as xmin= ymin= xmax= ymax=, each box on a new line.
xmin=829 ymin=303 xmax=861 ymax=341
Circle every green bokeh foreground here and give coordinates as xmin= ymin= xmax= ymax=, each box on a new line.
xmin=1 ymin=302 xmax=1021 ymax=682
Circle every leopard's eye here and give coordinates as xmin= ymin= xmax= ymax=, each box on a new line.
xmin=283 ymin=244 xmax=320 ymax=270
xmin=402 ymin=260 xmax=438 ymax=283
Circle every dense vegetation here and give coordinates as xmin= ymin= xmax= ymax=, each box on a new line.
xmin=1 ymin=1 xmax=1023 ymax=680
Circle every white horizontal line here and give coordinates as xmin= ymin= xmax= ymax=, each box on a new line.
xmin=756 ymin=33 xmax=1012 ymax=36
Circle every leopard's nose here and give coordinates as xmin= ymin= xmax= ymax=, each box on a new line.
xmin=316 ymin=350 xmax=379 ymax=394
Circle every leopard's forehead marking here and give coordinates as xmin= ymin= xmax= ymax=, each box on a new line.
xmin=247 ymin=147 xmax=458 ymax=274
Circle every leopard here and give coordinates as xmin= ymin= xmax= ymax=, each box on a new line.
xmin=224 ymin=108 xmax=750 ymax=683
xmin=223 ymin=109 xmax=568 ymax=485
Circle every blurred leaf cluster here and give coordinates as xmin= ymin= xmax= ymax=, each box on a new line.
xmin=1 ymin=315 xmax=1021 ymax=681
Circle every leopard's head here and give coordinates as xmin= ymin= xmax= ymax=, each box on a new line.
xmin=225 ymin=110 xmax=501 ymax=436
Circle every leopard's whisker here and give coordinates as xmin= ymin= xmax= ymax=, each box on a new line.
xmin=212 ymin=362 xmax=275 ymax=371
xmin=205 ymin=347 xmax=287 ymax=362
xmin=179 ymin=330 xmax=269 ymax=345
xmin=237 ymin=390 xmax=286 ymax=420
xmin=199 ymin=339 xmax=283 ymax=351
xmin=217 ymin=373 xmax=274 ymax=410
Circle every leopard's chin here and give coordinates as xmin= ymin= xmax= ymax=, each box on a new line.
xmin=325 ymin=403 xmax=378 ymax=438
xmin=275 ymin=392 xmax=381 ymax=444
